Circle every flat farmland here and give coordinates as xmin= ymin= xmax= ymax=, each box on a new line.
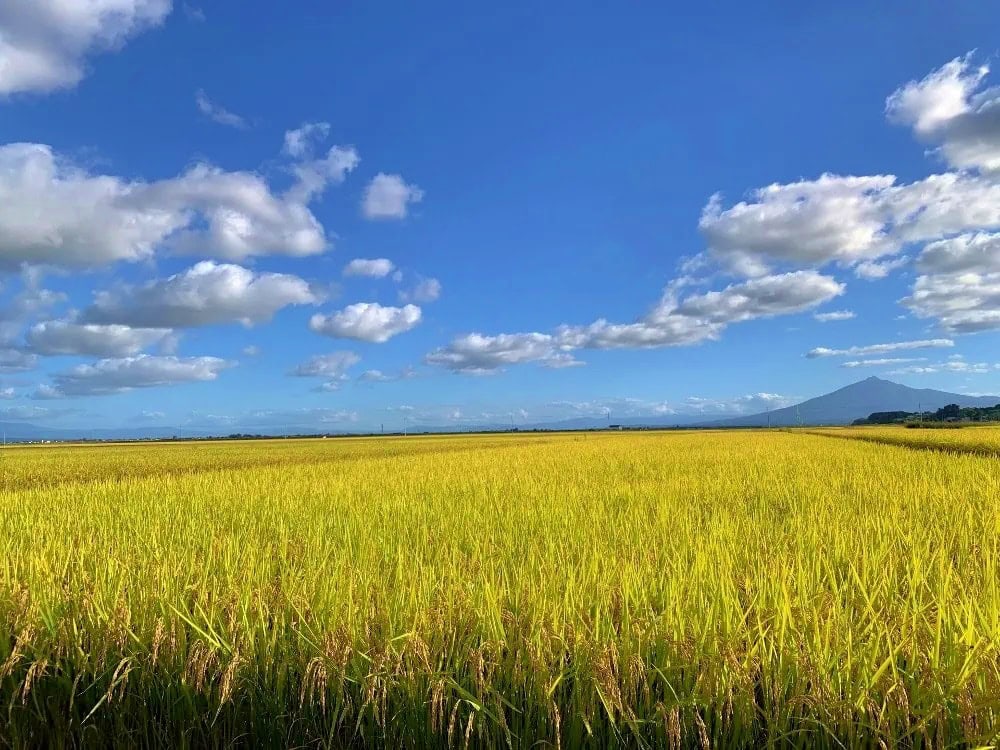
xmin=0 ymin=430 xmax=998 ymax=747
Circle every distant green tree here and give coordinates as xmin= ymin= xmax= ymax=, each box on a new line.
xmin=936 ymin=404 xmax=961 ymax=420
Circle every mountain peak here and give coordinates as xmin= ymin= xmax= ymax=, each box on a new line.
xmin=701 ymin=377 xmax=1000 ymax=427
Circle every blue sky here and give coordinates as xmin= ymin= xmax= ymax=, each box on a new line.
xmin=2 ymin=1 xmax=1000 ymax=432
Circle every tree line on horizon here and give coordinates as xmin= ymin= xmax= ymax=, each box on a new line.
xmin=853 ymin=403 xmax=1000 ymax=426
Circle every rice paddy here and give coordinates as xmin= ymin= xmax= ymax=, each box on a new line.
xmin=0 ymin=428 xmax=998 ymax=747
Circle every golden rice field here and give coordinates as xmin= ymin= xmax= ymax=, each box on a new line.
xmin=804 ymin=424 xmax=1000 ymax=456
xmin=1 ymin=428 xmax=999 ymax=747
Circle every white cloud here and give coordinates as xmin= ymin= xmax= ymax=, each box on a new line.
xmin=902 ymin=232 xmax=1000 ymax=333
xmin=683 ymin=392 xmax=794 ymax=415
xmin=699 ymin=175 xmax=896 ymax=273
xmin=287 ymin=146 xmax=360 ymax=203
xmin=0 ymin=276 xmax=67 ymax=343
xmin=917 ymin=232 xmax=1000 ymax=275
xmin=359 ymin=365 xmax=417 ymax=383
xmin=343 ymin=258 xmax=395 ymax=278
xmin=0 ymin=348 xmax=37 ymax=372
xmin=428 ymin=272 xmax=843 ymax=373
xmin=283 ymin=122 xmax=330 ymax=158
xmin=813 ymin=310 xmax=855 ymax=322
xmin=903 ymin=271 xmax=1000 ymax=333
xmin=309 ymin=302 xmax=422 ymax=343
xmin=85 ymin=261 xmax=319 ymax=328
xmin=31 ymin=384 xmax=62 ymax=400
xmin=242 ymin=345 xmax=260 ymax=356
xmin=26 ymin=321 xmax=172 ymax=356
xmin=886 ymin=54 xmax=1000 ymax=172
xmin=280 ymin=123 xmax=359 ymax=203
xmin=425 ymin=332 xmax=567 ymax=375
xmin=399 ymin=277 xmax=441 ymax=303
xmin=699 ymin=169 xmax=1000 ymax=278
xmin=0 ymin=0 xmax=172 ymax=96
xmin=855 ymin=256 xmax=909 ymax=280
xmin=560 ymin=272 xmax=842 ymax=350
xmin=806 ymin=339 xmax=954 ymax=358
xmin=195 ymin=89 xmax=248 ymax=129
xmin=841 ymin=358 xmax=926 ymax=368
xmin=889 ymin=360 xmax=998 ymax=376
xmin=42 ymin=354 xmax=232 ymax=397
xmin=359 ymin=369 xmax=392 ymax=382
xmin=0 ymin=142 xmax=348 ymax=268
xmin=361 ymin=173 xmax=423 ymax=220
xmin=291 ymin=351 xmax=360 ymax=379
xmin=0 ymin=388 xmax=13 ymax=399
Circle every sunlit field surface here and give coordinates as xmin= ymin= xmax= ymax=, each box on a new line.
xmin=1 ymin=430 xmax=999 ymax=747
xmin=805 ymin=424 xmax=1000 ymax=456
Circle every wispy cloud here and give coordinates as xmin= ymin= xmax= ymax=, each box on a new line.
xmin=195 ymin=90 xmax=249 ymax=129
xmin=807 ymin=339 xmax=954 ymax=358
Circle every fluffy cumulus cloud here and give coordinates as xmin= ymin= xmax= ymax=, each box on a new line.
xmin=26 ymin=321 xmax=172 ymax=356
xmin=85 ymin=261 xmax=320 ymax=328
xmin=902 ymin=232 xmax=1000 ymax=332
xmin=310 ymin=302 xmax=422 ymax=343
xmin=813 ymin=310 xmax=855 ymax=322
xmin=425 ymin=332 xmax=573 ymax=375
xmin=427 ymin=272 xmax=842 ymax=373
xmin=195 ymin=89 xmax=247 ymax=129
xmin=806 ymin=339 xmax=954 ymax=358
xmin=343 ymin=258 xmax=395 ymax=278
xmin=855 ymin=256 xmax=909 ymax=280
xmin=0 ymin=0 xmax=172 ymax=95
xmin=280 ymin=122 xmax=361 ymax=202
xmin=886 ymin=55 xmax=1000 ymax=172
xmin=361 ymin=173 xmax=423 ymax=220
xmin=287 ymin=146 xmax=360 ymax=203
xmin=700 ymin=171 xmax=1000 ymax=277
xmin=0 ymin=142 xmax=354 ymax=268
xmin=40 ymin=354 xmax=232 ymax=397
xmin=699 ymin=175 xmax=897 ymax=274
xmin=685 ymin=54 xmax=1000 ymax=346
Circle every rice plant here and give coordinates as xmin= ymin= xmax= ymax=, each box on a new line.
xmin=0 ymin=430 xmax=998 ymax=747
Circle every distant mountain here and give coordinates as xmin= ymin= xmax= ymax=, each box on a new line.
xmin=700 ymin=377 xmax=1000 ymax=427
xmin=4 ymin=377 xmax=997 ymax=442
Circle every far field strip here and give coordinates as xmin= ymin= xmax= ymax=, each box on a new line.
xmin=0 ymin=433 xmax=576 ymax=494
xmin=799 ymin=427 xmax=1000 ymax=457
